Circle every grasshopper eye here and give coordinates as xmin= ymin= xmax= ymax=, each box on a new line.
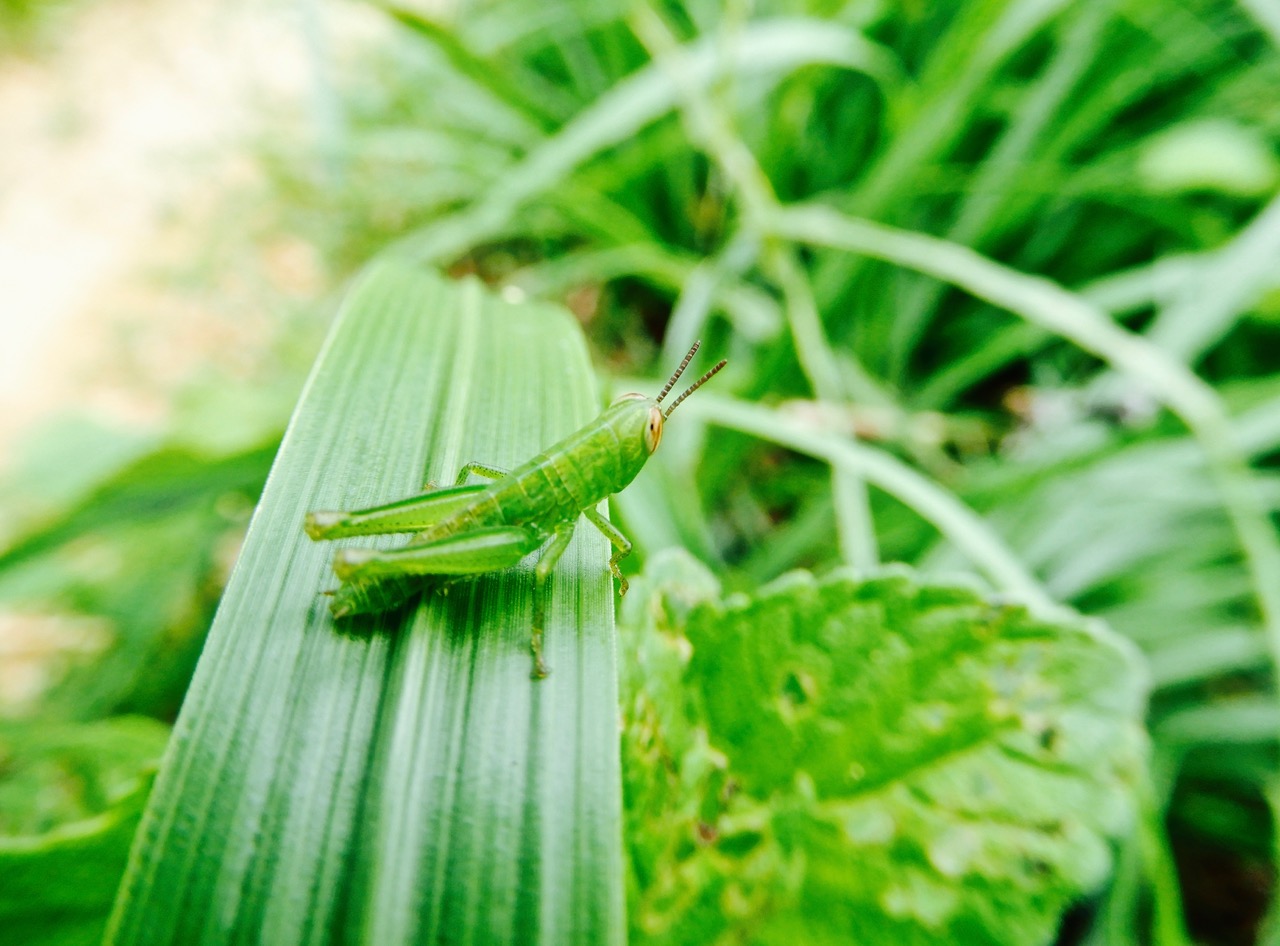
xmin=644 ymin=407 xmax=664 ymax=453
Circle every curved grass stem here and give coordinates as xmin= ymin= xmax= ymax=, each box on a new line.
xmin=685 ymin=393 xmax=1052 ymax=610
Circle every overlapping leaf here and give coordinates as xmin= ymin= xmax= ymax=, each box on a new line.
xmin=621 ymin=551 xmax=1148 ymax=946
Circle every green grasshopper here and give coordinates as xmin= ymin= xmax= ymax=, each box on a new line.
xmin=305 ymin=341 xmax=726 ymax=677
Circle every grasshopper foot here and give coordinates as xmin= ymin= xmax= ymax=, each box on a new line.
xmin=333 ymin=548 xmax=378 ymax=580
xmin=305 ymin=511 xmax=347 ymax=540
xmin=606 ymin=557 xmax=628 ymax=597
xmin=530 ymin=628 xmax=550 ymax=679
xmin=433 ymin=576 xmax=466 ymax=597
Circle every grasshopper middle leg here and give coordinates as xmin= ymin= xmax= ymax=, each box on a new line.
xmin=454 ymin=461 xmax=507 ymax=484
xmin=425 ymin=461 xmax=509 ymax=490
xmin=333 ymin=526 xmax=544 ymax=581
xmin=531 ymin=522 xmax=576 ymax=679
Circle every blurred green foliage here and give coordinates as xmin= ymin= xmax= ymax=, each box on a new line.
xmin=0 ymin=0 xmax=92 ymax=54
xmin=0 ymin=716 xmax=167 ymax=946
xmin=2 ymin=0 xmax=1279 ymax=942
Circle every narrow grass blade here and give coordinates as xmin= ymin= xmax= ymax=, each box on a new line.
xmin=1145 ymin=191 xmax=1280 ymax=362
xmin=384 ymin=4 xmax=570 ymax=132
xmin=684 ymin=393 xmax=1052 ymax=609
xmin=106 ymin=263 xmax=624 ymax=945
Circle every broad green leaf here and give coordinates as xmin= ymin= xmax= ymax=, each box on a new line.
xmin=621 ymin=550 xmax=1148 ymax=946
xmin=0 ymin=716 xmax=168 ymax=946
xmin=106 ymin=263 xmax=624 ymax=945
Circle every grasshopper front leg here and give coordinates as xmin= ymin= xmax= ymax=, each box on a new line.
xmin=583 ymin=506 xmax=633 ymax=596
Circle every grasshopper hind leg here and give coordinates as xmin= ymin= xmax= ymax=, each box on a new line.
xmin=333 ymin=527 xmax=542 ymax=581
xmin=332 ymin=525 xmax=566 ymax=679
xmin=328 ymin=573 xmax=422 ymax=620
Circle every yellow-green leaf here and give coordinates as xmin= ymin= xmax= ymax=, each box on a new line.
xmin=621 ymin=551 xmax=1148 ymax=946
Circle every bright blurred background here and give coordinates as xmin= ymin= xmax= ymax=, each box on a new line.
xmin=2 ymin=1 xmax=1280 ymax=944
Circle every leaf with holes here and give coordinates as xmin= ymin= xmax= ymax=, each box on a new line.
xmin=620 ymin=550 xmax=1148 ymax=946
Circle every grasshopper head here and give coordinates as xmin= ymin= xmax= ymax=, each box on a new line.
xmin=608 ymin=341 xmax=727 ymax=457
xmin=608 ymin=392 xmax=666 ymax=453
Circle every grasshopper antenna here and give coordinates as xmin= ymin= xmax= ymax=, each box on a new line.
xmin=656 ymin=341 xmax=701 ymax=405
xmin=663 ymin=358 xmax=727 ymax=418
